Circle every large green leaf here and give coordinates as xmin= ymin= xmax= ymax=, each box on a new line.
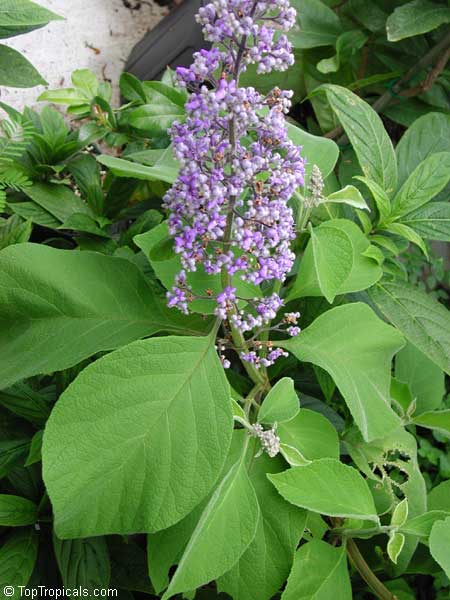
xmin=0 ymin=243 xmax=210 ymax=388
xmin=402 ymin=203 xmax=450 ymax=242
xmin=162 ymin=447 xmax=259 ymax=599
xmin=319 ymin=84 xmax=397 ymax=195
xmin=429 ymin=517 xmax=450 ymax=578
xmin=218 ymin=452 xmax=306 ymax=600
xmin=286 ymin=121 xmax=339 ymax=181
xmin=269 ymin=458 xmax=378 ymax=521
xmin=0 ymin=494 xmax=37 ymax=526
xmin=391 ymin=152 xmax=450 ymax=217
xmin=0 ymin=0 xmax=62 ymax=39
xmin=0 ymin=529 xmax=38 ymax=600
xmin=396 ymin=113 xmax=450 ymax=186
xmin=43 ymin=335 xmax=233 ymax=538
xmin=395 ymin=342 xmax=445 ymax=413
xmin=369 ymin=282 xmax=450 ymax=375
xmin=280 ymin=303 xmax=403 ymax=441
xmin=0 ymin=44 xmax=45 ymax=87
xmin=281 ymin=540 xmax=351 ymax=600
xmin=288 ymin=219 xmax=382 ymax=302
xmin=289 ymin=0 xmax=342 ymax=48
xmin=54 ymin=536 xmax=111 ymax=591
xmin=386 ymin=0 xmax=450 ymax=41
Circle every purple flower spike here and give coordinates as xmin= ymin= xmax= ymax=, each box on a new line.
xmin=165 ymin=0 xmax=304 ymax=367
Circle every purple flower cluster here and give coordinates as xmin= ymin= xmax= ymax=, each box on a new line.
xmin=164 ymin=0 xmax=304 ymax=366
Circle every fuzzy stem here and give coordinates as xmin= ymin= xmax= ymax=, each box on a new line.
xmin=346 ymin=539 xmax=396 ymax=600
xmin=220 ymin=9 xmax=268 ymax=389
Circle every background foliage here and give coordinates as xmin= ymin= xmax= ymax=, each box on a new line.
xmin=0 ymin=0 xmax=450 ymax=599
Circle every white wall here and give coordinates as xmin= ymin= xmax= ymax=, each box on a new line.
xmin=1 ymin=0 xmax=166 ymax=111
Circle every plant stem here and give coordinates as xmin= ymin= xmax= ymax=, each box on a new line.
xmin=332 ymin=525 xmax=392 ymax=537
xmin=346 ymin=538 xmax=395 ymax=600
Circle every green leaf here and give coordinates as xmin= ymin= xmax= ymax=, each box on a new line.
xmin=289 ymin=0 xmax=342 ymax=48
xmin=281 ymin=540 xmax=351 ymax=600
xmin=317 ymin=30 xmax=367 ymax=74
xmin=319 ymin=84 xmax=397 ymax=194
xmin=0 ymin=494 xmax=37 ymax=526
xmin=324 ymin=185 xmax=370 ymax=211
xmin=429 ymin=517 xmax=450 ymax=578
xmin=128 ymin=103 xmax=184 ymax=136
xmin=400 ymin=511 xmax=450 ymax=538
xmin=0 ymin=243 xmax=210 ymax=388
xmin=396 ymin=113 xmax=450 ymax=186
xmin=258 ymin=378 xmax=299 ymax=424
xmin=0 ymin=382 xmax=50 ymax=425
xmin=0 ymin=438 xmax=29 ymax=478
xmin=0 ymin=44 xmax=45 ymax=87
xmin=218 ymin=451 xmax=307 ymax=600
xmin=0 ymin=529 xmax=38 ymax=600
xmin=97 ymin=152 xmax=178 ymax=185
xmin=68 ymin=154 xmax=104 ymax=216
xmin=37 ymin=88 xmax=89 ymax=107
xmin=387 ymin=532 xmax=405 ymax=564
xmin=382 ymin=222 xmax=428 ymax=256
xmin=428 ymin=480 xmax=450 ymax=512
xmin=280 ymin=303 xmax=403 ymax=441
xmin=24 ymin=182 xmax=93 ymax=224
xmin=286 ymin=121 xmax=339 ymax=182
xmin=391 ymin=152 xmax=450 ymax=217
xmin=401 ymin=202 xmax=450 ymax=242
xmin=0 ymin=0 xmax=62 ymax=38
xmin=119 ymin=72 xmax=147 ymax=103
xmin=369 ymin=281 xmax=450 ymax=375
xmin=386 ymin=0 xmax=450 ymax=42
xmin=395 ymin=342 xmax=445 ymax=413
xmin=142 ymin=81 xmax=187 ymax=107
xmin=299 ymin=222 xmax=353 ymax=303
xmin=71 ymin=69 xmax=99 ymax=99
xmin=54 ymin=536 xmax=111 ymax=591
xmin=162 ymin=448 xmax=259 ymax=599
xmin=344 ymin=427 xmax=426 ymax=570
xmin=355 ymin=176 xmax=391 ymax=223
xmin=43 ymin=335 xmax=233 ymax=538
xmin=232 ymin=398 xmax=246 ymax=422
xmin=277 ymin=409 xmax=339 ymax=461
xmin=25 ymin=430 xmax=43 ymax=466
xmin=288 ymin=220 xmax=382 ymax=303
xmin=412 ymin=410 xmax=450 ymax=436
xmin=279 ymin=444 xmax=310 ymax=467
xmin=59 ymin=213 xmax=110 ymax=238
xmin=391 ymin=499 xmax=409 ymax=528
xmin=269 ymin=458 xmax=379 ymax=522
